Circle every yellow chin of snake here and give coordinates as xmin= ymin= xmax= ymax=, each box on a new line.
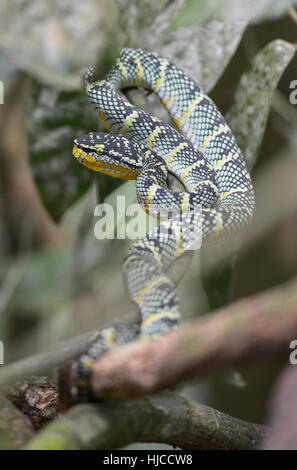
xmin=72 ymin=144 xmax=139 ymax=180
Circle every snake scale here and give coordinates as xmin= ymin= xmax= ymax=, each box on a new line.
xmin=72 ymin=48 xmax=255 ymax=400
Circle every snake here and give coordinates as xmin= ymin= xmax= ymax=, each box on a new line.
xmin=72 ymin=48 xmax=255 ymax=400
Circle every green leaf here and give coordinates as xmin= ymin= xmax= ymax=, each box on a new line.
xmin=0 ymin=0 xmax=118 ymax=90
xmin=157 ymin=0 xmax=296 ymax=91
xmin=226 ymin=39 xmax=296 ymax=172
xmin=171 ymin=0 xmax=297 ymax=30
xmin=145 ymin=1 xmax=250 ymax=92
xmin=28 ymin=82 xmax=122 ymax=220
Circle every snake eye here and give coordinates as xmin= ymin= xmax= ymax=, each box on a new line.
xmin=95 ymin=144 xmax=104 ymax=154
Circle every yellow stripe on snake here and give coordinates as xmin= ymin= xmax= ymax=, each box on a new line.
xmin=72 ymin=48 xmax=255 ymax=400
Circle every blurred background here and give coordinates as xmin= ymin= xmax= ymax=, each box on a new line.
xmin=0 ymin=0 xmax=297 ymax=446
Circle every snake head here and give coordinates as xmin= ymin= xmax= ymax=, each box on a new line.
xmin=73 ymin=132 xmax=142 ymax=180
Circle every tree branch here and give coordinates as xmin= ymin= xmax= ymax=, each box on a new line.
xmin=261 ymin=365 xmax=297 ymax=450
xmin=0 ymin=73 xmax=65 ymax=250
xmin=25 ymin=392 xmax=264 ymax=450
xmin=0 ymin=394 xmax=34 ymax=449
xmin=4 ymin=377 xmax=58 ymax=430
xmin=86 ymin=275 xmax=297 ymax=399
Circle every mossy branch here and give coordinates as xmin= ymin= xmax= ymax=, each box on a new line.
xmin=0 ymin=394 xmax=34 ymax=449
xmin=25 ymin=391 xmax=263 ymax=450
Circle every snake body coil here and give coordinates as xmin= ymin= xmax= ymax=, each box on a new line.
xmin=73 ymin=48 xmax=255 ymax=398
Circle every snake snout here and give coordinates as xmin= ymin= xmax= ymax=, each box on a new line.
xmin=73 ymin=142 xmax=80 ymax=158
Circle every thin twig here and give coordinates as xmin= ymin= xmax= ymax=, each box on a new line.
xmin=0 ymin=73 xmax=65 ymax=249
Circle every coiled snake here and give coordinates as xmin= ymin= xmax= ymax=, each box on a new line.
xmin=72 ymin=48 xmax=255 ymax=400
